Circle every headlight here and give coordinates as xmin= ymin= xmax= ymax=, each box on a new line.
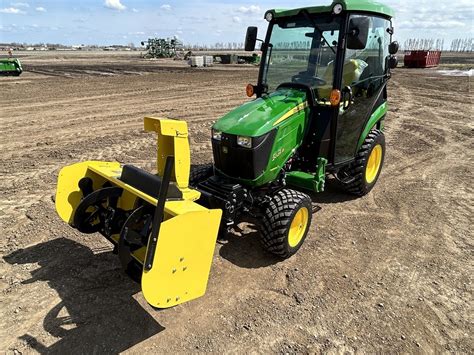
xmin=237 ymin=136 xmax=252 ymax=148
xmin=265 ymin=12 xmax=273 ymax=22
xmin=212 ymin=129 xmax=222 ymax=140
xmin=332 ymin=3 xmax=343 ymax=14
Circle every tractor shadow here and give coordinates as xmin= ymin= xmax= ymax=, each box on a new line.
xmin=218 ymin=224 xmax=281 ymax=269
xmin=218 ymin=181 xmax=357 ymax=269
xmin=4 ymin=238 xmax=164 ymax=354
xmin=309 ymin=179 xmax=359 ymax=204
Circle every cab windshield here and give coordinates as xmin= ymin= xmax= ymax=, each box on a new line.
xmin=262 ymin=15 xmax=341 ymax=100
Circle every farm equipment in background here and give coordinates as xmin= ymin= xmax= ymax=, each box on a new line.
xmin=141 ymin=37 xmax=183 ymax=58
xmin=214 ymin=53 xmax=261 ymax=65
xmin=56 ymin=0 xmax=398 ymax=308
xmin=238 ymin=53 xmax=261 ymax=65
xmin=402 ymin=38 xmax=443 ymax=68
xmin=404 ymin=50 xmax=442 ymax=68
xmin=0 ymin=58 xmax=23 ymax=76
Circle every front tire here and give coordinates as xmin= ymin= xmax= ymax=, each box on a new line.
xmin=344 ymin=129 xmax=385 ymax=196
xmin=260 ymin=189 xmax=312 ymax=259
xmin=189 ymin=163 xmax=213 ymax=187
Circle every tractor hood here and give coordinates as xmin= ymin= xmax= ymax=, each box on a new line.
xmin=213 ymin=88 xmax=308 ymax=137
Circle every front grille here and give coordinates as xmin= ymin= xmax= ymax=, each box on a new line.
xmin=211 ymin=130 xmax=276 ymax=180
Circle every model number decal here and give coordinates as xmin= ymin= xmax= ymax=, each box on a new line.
xmin=272 ymin=148 xmax=284 ymax=161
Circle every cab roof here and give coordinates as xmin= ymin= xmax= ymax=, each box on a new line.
xmin=269 ymin=0 xmax=395 ymax=19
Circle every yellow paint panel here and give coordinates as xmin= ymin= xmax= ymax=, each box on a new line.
xmin=141 ymin=209 xmax=222 ymax=308
xmin=87 ymin=164 xmax=200 ymax=216
xmin=110 ymin=234 xmax=120 ymax=243
xmin=132 ymin=246 xmax=147 ymax=263
xmin=55 ymin=161 xmax=121 ymax=224
xmin=144 ymin=116 xmax=192 ymax=193
xmin=144 ymin=117 xmax=188 ymax=137
xmin=273 ymin=101 xmax=309 ymax=126
xmin=56 ymin=160 xmax=203 ymax=226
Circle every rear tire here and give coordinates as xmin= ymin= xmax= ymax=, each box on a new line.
xmin=343 ymin=129 xmax=385 ymax=196
xmin=260 ymin=189 xmax=312 ymax=259
xmin=189 ymin=164 xmax=213 ymax=187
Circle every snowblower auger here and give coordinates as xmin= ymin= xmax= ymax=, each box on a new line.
xmin=55 ymin=117 xmax=222 ymax=308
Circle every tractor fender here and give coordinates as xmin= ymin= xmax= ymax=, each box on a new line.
xmin=356 ymin=102 xmax=387 ymax=150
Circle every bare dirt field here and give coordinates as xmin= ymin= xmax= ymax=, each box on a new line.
xmin=1 ymin=51 xmax=472 ymax=353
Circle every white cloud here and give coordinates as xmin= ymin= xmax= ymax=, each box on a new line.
xmin=399 ymin=19 xmax=466 ymax=30
xmin=104 ymin=0 xmax=126 ymax=11
xmin=232 ymin=16 xmax=241 ymax=23
xmin=238 ymin=5 xmax=260 ymax=14
xmin=160 ymin=4 xmax=172 ymax=11
xmin=35 ymin=7 xmax=46 ymax=12
xmin=0 ymin=7 xmax=25 ymax=14
xmin=11 ymin=2 xmax=29 ymax=8
xmin=132 ymin=8 xmax=138 ymax=13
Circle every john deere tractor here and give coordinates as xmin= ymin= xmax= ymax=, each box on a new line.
xmin=0 ymin=58 xmax=22 ymax=76
xmin=55 ymin=0 xmax=398 ymax=308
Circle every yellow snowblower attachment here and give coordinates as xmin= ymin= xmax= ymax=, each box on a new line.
xmin=55 ymin=117 xmax=222 ymax=308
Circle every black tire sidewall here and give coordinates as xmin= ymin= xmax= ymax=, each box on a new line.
xmin=189 ymin=164 xmax=213 ymax=187
xmin=261 ymin=189 xmax=312 ymax=258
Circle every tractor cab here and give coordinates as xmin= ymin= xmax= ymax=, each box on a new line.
xmin=212 ymin=0 xmax=398 ymax=183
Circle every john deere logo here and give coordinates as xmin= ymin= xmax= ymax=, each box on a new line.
xmin=222 ymin=146 xmax=228 ymax=154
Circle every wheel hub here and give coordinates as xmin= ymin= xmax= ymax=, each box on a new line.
xmin=288 ymin=207 xmax=309 ymax=248
xmin=365 ymin=144 xmax=383 ymax=184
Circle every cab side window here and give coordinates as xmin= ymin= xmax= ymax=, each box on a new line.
xmin=343 ymin=15 xmax=391 ymax=96
xmin=334 ymin=15 xmax=391 ymax=163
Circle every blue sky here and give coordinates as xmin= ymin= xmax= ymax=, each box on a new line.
xmin=0 ymin=0 xmax=472 ymax=46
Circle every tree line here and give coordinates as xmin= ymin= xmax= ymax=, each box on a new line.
xmin=402 ymin=38 xmax=473 ymax=52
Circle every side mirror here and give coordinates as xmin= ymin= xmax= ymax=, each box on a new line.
xmin=347 ymin=17 xmax=369 ymax=50
xmin=388 ymin=55 xmax=398 ymax=69
xmin=389 ymin=41 xmax=399 ymax=55
xmin=245 ymin=26 xmax=258 ymax=51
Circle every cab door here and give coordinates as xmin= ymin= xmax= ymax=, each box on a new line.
xmin=334 ymin=15 xmax=391 ymax=164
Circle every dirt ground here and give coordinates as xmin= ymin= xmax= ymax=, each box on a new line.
xmin=1 ymin=51 xmax=472 ymax=354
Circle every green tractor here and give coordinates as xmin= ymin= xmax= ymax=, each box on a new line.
xmin=55 ymin=0 xmax=399 ymax=308
xmin=0 ymin=58 xmax=23 ymax=76
xmin=195 ymin=0 xmax=399 ymax=256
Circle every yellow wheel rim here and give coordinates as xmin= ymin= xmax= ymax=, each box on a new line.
xmin=365 ymin=144 xmax=383 ymax=184
xmin=288 ymin=207 xmax=309 ymax=248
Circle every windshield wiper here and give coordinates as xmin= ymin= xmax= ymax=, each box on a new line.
xmin=300 ymin=9 xmax=336 ymax=54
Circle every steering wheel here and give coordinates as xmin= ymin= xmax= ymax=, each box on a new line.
xmin=292 ymin=74 xmax=327 ymax=86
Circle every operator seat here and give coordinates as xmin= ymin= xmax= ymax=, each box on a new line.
xmin=318 ymin=59 xmax=368 ymax=100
